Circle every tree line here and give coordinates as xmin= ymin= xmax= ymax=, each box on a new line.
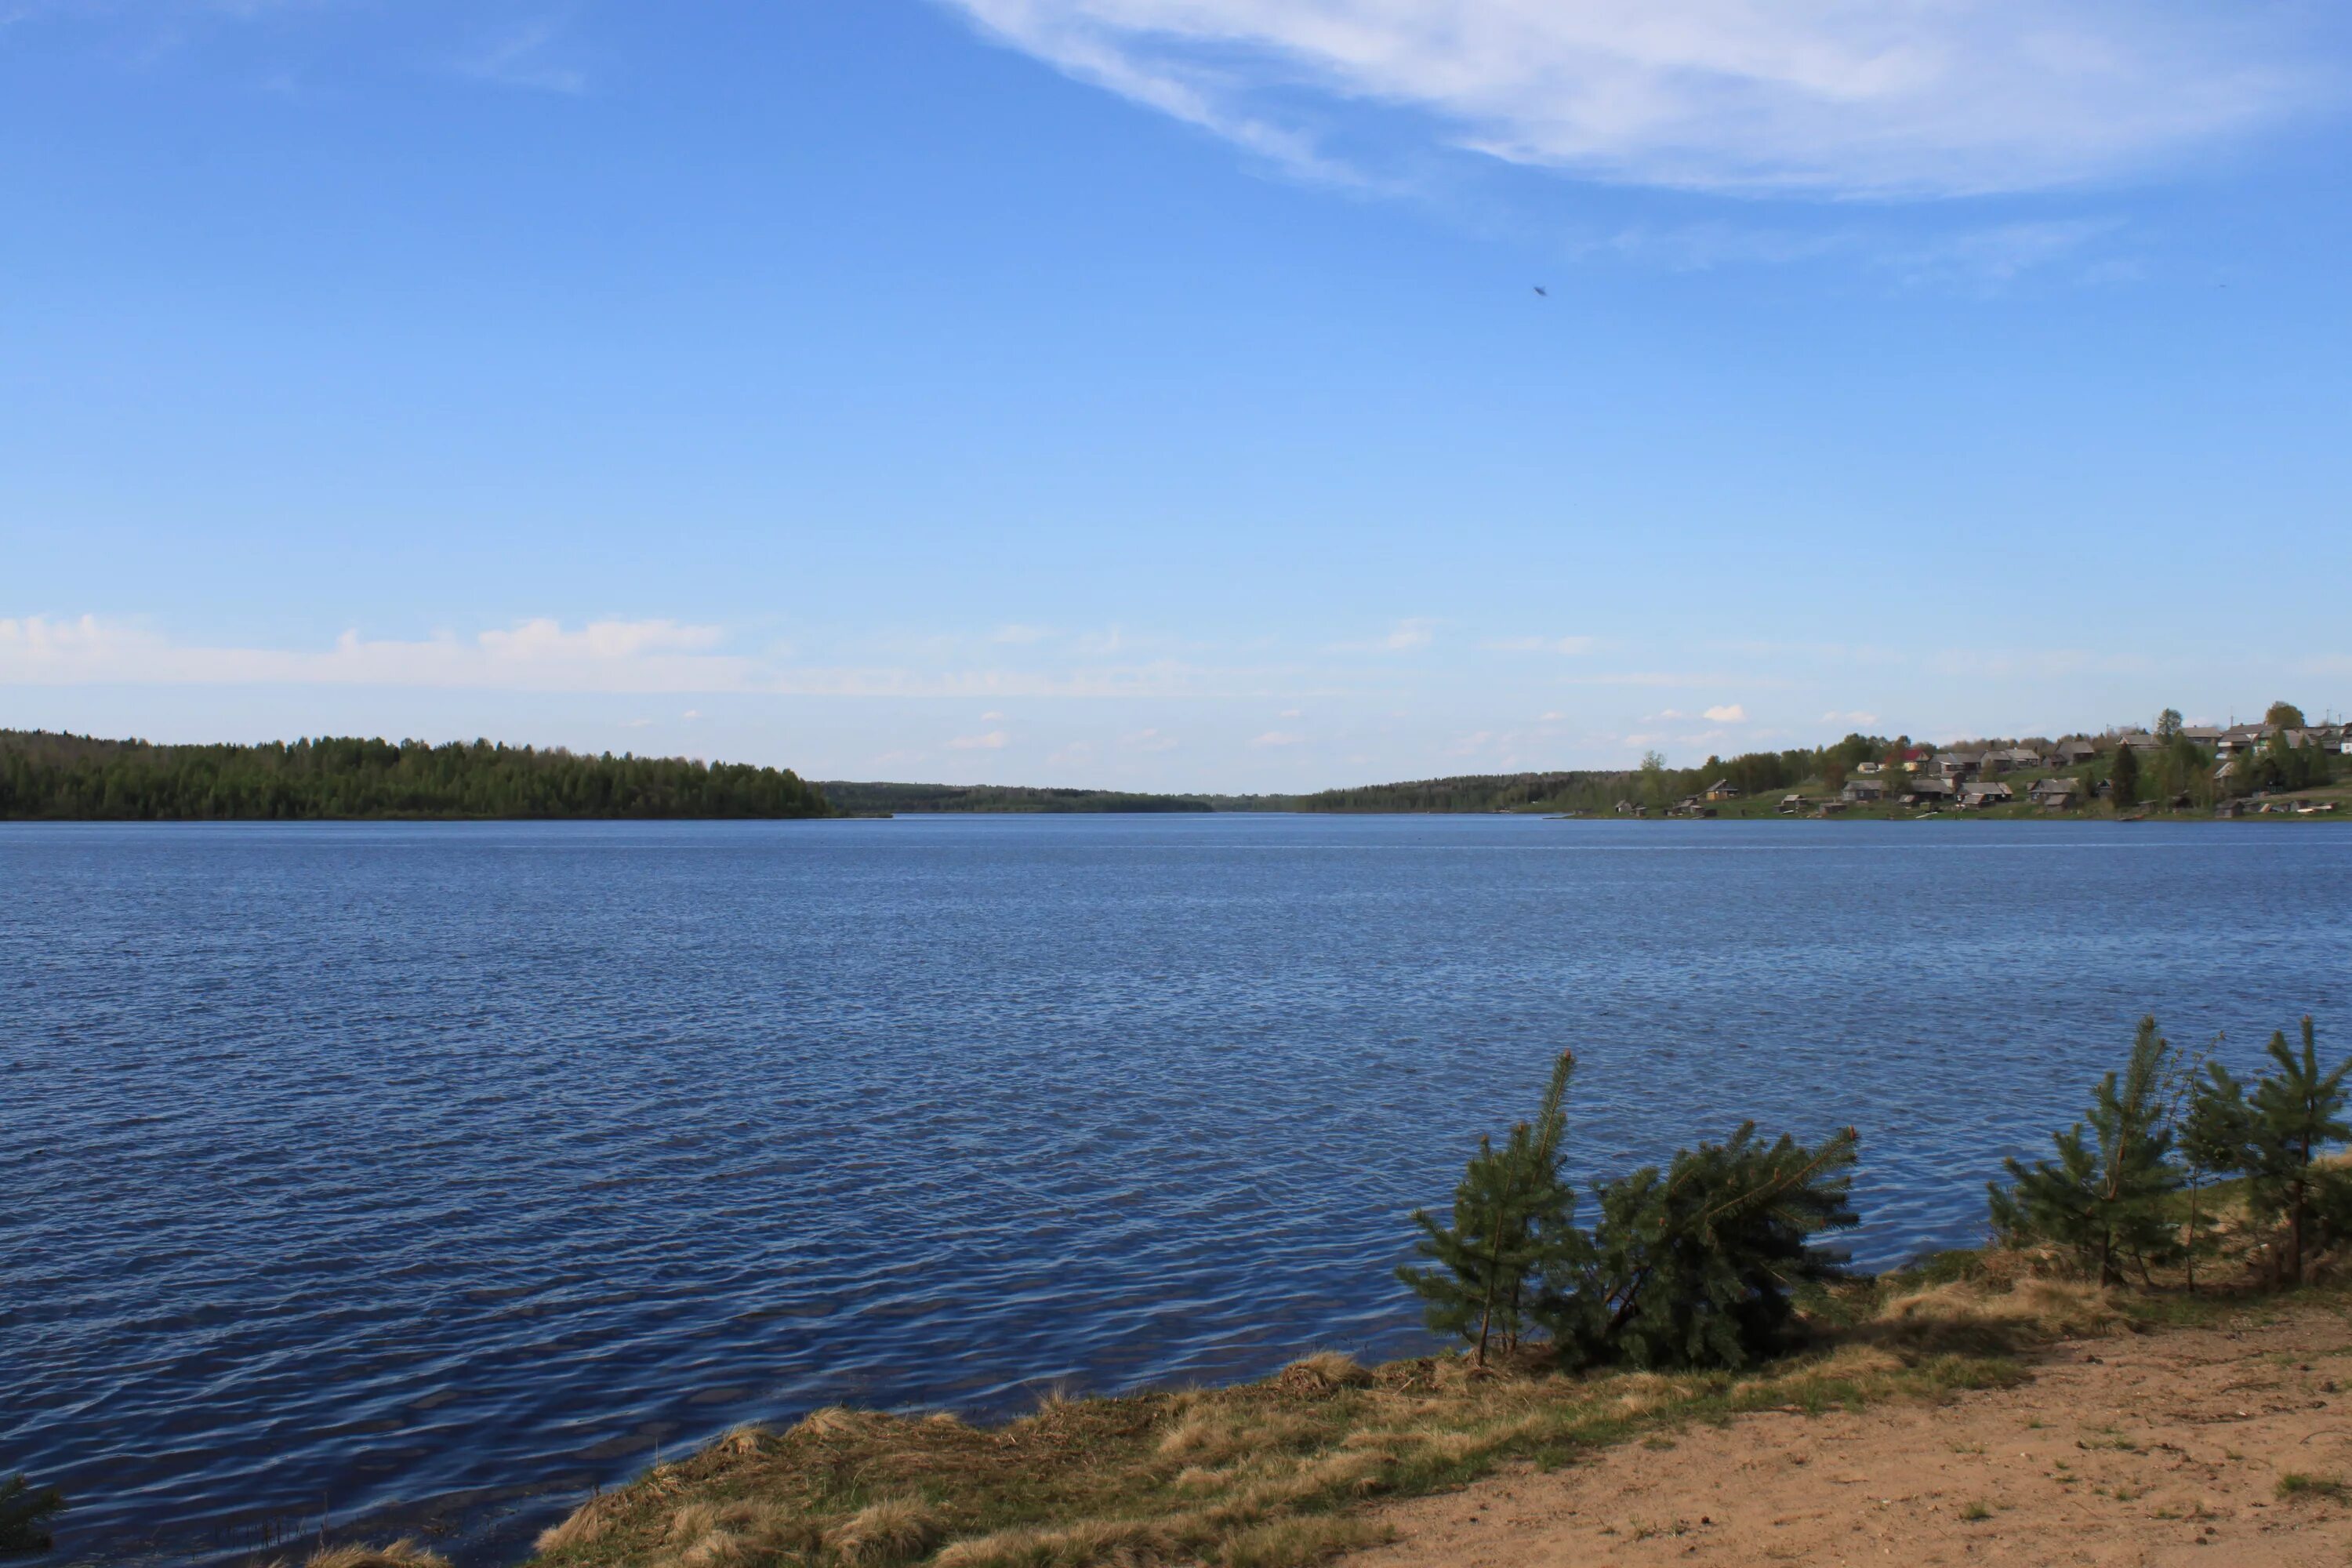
xmin=815 ymin=780 xmax=1211 ymax=815
xmin=0 ymin=732 xmax=830 ymax=821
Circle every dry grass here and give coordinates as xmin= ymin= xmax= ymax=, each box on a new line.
xmin=306 ymin=1542 xmax=452 ymax=1568
xmin=1874 ymin=1276 xmax=2122 ymax=1342
xmin=521 ymin=1290 xmax=2077 ymax=1568
xmin=510 ymin=1232 xmax=2352 ymax=1568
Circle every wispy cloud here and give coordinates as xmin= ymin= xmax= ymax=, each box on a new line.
xmin=457 ymin=18 xmax=586 ymax=95
xmin=1486 ymin=634 xmax=1598 ymax=655
xmin=0 ymin=613 xmax=747 ymax=692
xmin=1330 ymin=617 xmax=1436 ymax=654
xmin=991 ymin=623 xmax=1053 ymax=644
xmin=942 ymin=1 xmax=2330 ymax=197
xmin=1701 ymin=703 xmax=1746 ymax=723
xmin=1586 ymin=216 xmax=2123 ymax=285
xmin=946 ymin=729 xmax=1011 ymax=750
xmin=1250 ymin=729 xmax=1305 ymax=747
xmin=1560 ymin=670 xmax=1757 ymax=688
xmin=0 ymin=614 xmax=1319 ymax=699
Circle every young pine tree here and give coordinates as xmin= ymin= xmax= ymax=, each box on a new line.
xmin=2171 ymin=1034 xmax=2231 ymax=1294
xmin=2193 ymin=1018 xmax=2350 ymax=1283
xmin=1398 ymin=1051 xmax=1586 ymax=1367
xmin=1990 ymin=1017 xmax=2181 ymax=1284
xmin=0 ymin=1475 xmax=65 ymax=1555
xmin=1543 ymin=1123 xmax=1860 ymax=1371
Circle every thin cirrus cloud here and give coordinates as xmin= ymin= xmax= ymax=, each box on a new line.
xmin=941 ymin=0 xmax=2332 ymax=196
xmin=455 ymin=20 xmax=589 ymax=95
xmin=946 ymin=730 xmax=1011 ymax=750
xmin=1487 ymin=634 xmax=1598 ymax=655
xmin=1327 ymin=617 xmax=1436 ymax=654
xmin=0 ymin=614 xmax=750 ymax=694
xmin=0 ymin=614 xmax=1293 ymax=699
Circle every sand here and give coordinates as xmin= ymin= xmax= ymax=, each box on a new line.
xmin=1347 ymin=1302 xmax=2352 ymax=1567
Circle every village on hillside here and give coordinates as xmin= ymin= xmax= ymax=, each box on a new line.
xmin=1622 ymin=707 xmax=2350 ymax=820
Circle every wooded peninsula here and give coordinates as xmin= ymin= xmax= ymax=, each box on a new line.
xmin=0 ymin=731 xmax=829 ymax=821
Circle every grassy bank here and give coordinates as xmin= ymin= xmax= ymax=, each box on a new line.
xmin=502 ymin=1260 xmax=2294 ymax=1568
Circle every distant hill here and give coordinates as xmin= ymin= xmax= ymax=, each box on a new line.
xmin=818 ymin=781 xmax=1216 ymax=815
xmin=1279 ymin=770 xmax=1630 ymax=814
xmin=817 ymin=771 xmax=1641 ymax=814
xmin=0 ymin=731 xmax=831 ymax=820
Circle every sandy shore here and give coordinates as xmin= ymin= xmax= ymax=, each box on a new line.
xmin=1348 ymin=1301 xmax=2352 ymax=1567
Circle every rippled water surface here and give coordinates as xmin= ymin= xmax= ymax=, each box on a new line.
xmin=10 ymin=816 xmax=2352 ymax=1563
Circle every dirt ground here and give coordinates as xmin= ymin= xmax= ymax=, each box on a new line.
xmin=1348 ymin=1302 xmax=2352 ymax=1567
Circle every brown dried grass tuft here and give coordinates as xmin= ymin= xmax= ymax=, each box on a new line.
xmin=789 ymin=1406 xmax=868 ymax=1439
xmin=535 ymin=1494 xmax=620 ymax=1553
xmin=1217 ymin=1512 xmax=1388 ymax=1568
xmin=1878 ymin=1277 xmax=2120 ymax=1341
xmin=931 ymin=1515 xmax=1167 ymax=1568
xmin=1272 ymin=1352 xmax=1373 ymax=1396
xmin=307 ymin=1541 xmax=452 ymax=1568
xmin=826 ymin=1497 xmax=940 ymax=1566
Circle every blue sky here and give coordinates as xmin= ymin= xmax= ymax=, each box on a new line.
xmin=4 ymin=1 xmax=2349 ymax=791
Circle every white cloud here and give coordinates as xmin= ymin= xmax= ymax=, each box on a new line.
xmin=1820 ymin=709 xmax=1881 ymax=724
xmin=0 ymin=614 xmax=1309 ymax=700
xmin=991 ymin=623 xmax=1053 ymax=644
xmin=1486 ymin=634 xmax=1598 ymax=655
xmin=946 ymin=730 xmax=1011 ymax=750
xmin=1123 ymin=728 xmax=1180 ymax=752
xmin=1250 ymin=730 xmax=1305 ymax=747
xmin=1560 ymin=671 xmax=1732 ymax=688
xmin=0 ymin=614 xmax=750 ymax=693
xmin=981 ymin=710 xmax=1006 ymax=720
xmin=1702 ymin=703 xmax=1747 ymax=723
xmin=1325 ymin=616 xmax=1437 ymax=654
xmin=457 ymin=19 xmax=587 ymax=94
xmin=943 ymin=0 xmax=2328 ymax=197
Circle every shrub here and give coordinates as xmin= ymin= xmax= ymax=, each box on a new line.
xmin=0 ymin=1477 xmax=65 ymax=1556
xmin=1397 ymin=1051 xmax=1583 ymax=1367
xmin=1989 ymin=1017 xmax=2181 ymax=1285
xmin=2190 ymin=1017 xmax=2351 ymax=1282
xmin=1544 ymin=1123 xmax=1859 ymax=1370
xmin=1402 ymin=1052 xmax=1860 ymax=1372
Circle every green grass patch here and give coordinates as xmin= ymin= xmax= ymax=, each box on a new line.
xmin=2277 ymin=1472 xmax=2350 ymax=1502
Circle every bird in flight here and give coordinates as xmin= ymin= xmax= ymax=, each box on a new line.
xmin=1532 ymin=285 xmax=1548 ymax=297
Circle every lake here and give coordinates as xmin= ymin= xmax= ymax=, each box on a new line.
xmin=8 ymin=815 xmax=2350 ymax=1564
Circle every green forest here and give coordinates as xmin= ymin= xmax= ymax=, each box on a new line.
xmin=815 ymin=780 xmax=1213 ymax=815
xmin=0 ymin=731 xmax=831 ymax=820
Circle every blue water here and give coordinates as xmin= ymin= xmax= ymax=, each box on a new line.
xmin=9 ymin=815 xmax=2351 ymax=1564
